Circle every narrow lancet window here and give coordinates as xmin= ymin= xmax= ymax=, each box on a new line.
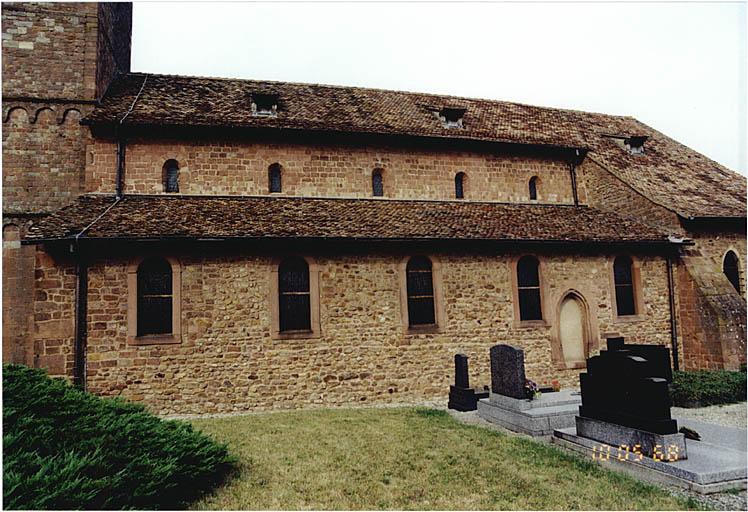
xmin=372 ymin=169 xmax=384 ymax=197
xmin=163 ymin=159 xmax=179 ymax=193
xmin=529 ymin=176 xmax=538 ymax=201
xmin=269 ymin=163 xmax=282 ymax=193
xmin=455 ymin=172 xmax=465 ymax=199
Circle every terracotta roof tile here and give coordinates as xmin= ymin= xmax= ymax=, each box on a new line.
xmin=85 ymin=73 xmax=746 ymax=219
xmin=26 ymin=194 xmax=671 ymax=245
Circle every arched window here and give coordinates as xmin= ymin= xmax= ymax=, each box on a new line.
xmin=163 ymin=159 xmax=179 ymax=193
xmin=455 ymin=172 xmax=466 ymax=199
xmin=269 ymin=163 xmax=282 ymax=193
xmin=613 ymin=255 xmax=636 ymax=316
xmin=724 ymin=251 xmax=741 ymax=294
xmin=137 ymin=258 xmax=173 ymax=336
xmin=529 ymin=176 xmax=538 ymax=201
xmin=278 ymin=257 xmax=311 ymax=332
xmin=406 ymin=256 xmax=436 ymax=326
xmin=517 ymin=256 xmax=542 ymax=321
xmin=372 ymin=168 xmax=384 ymax=197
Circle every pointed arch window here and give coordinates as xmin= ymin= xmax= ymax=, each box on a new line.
xmin=269 ymin=163 xmax=282 ymax=193
xmin=406 ymin=256 xmax=436 ymax=326
xmin=517 ymin=256 xmax=542 ymax=321
xmin=455 ymin=172 xmax=466 ymax=199
xmin=372 ymin=168 xmax=384 ymax=197
xmin=613 ymin=256 xmax=636 ymax=316
xmin=724 ymin=251 xmax=741 ymax=294
xmin=529 ymin=176 xmax=538 ymax=201
xmin=163 ymin=159 xmax=179 ymax=193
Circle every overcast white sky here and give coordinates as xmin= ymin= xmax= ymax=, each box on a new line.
xmin=131 ymin=1 xmax=747 ymax=175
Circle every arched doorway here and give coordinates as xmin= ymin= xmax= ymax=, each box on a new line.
xmin=558 ymin=294 xmax=588 ymax=367
xmin=723 ymin=250 xmax=741 ymax=294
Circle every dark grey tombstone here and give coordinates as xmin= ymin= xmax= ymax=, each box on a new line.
xmin=454 ymin=353 xmax=469 ymax=388
xmin=490 ymin=344 xmax=526 ymax=399
xmin=448 ymin=353 xmax=488 ymax=411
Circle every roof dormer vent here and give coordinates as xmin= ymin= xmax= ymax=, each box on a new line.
xmin=624 ymin=135 xmax=647 ymax=155
xmin=437 ymin=107 xmax=466 ymax=129
xmin=251 ymin=93 xmax=278 ymax=117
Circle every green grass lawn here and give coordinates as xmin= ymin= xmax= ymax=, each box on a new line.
xmin=190 ymin=407 xmax=696 ymax=510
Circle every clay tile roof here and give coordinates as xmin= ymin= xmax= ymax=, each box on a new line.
xmin=84 ymin=72 xmax=747 ymax=219
xmin=25 ymin=194 xmax=671 ymax=245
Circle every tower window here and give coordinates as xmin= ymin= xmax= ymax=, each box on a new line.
xmin=163 ymin=159 xmax=179 ymax=193
xmin=724 ymin=251 xmax=741 ymax=294
xmin=455 ymin=172 xmax=465 ymax=199
xmin=269 ymin=163 xmax=282 ymax=193
xmin=372 ymin=168 xmax=384 ymax=197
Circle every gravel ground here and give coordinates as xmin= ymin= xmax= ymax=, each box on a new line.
xmin=673 ymin=402 xmax=747 ymax=429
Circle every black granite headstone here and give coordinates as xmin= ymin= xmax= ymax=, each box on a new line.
xmin=490 ymin=344 xmax=526 ymax=399
xmin=455 ymin=354 xmax=469 ymax=389
xmin=447 ymin=353 xmax=488 ymax=411
xmin=578 ymin=337 xmax=677 ymax=434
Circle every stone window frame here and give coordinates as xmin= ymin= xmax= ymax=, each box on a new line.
xmin=127 ymin=256 xmax=182 ymax=345
xmin=609 ymin=254 xmax=646 ymax=323
xmin=548 ymin=289 xmax=600 ymax=370
xmin=398 ymin=255 xmax=446 ymax=334
xmin=269 ymin=255 xmax=321 ymax=340
xmin=510 ymin=254 xmax=549 ymax=328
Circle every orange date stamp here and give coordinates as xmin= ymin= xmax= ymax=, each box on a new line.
xmin=592 ymin=444 xmax=680 ymax=462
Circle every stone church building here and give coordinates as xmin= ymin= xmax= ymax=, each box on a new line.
xmin=3 ymin=3 xmax=746 ymax=414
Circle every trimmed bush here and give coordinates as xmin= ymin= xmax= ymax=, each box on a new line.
xmin=670 ymin=369 xmax=747 ymax=408
xmin=3 ymin=364 xmax=236 ymax=510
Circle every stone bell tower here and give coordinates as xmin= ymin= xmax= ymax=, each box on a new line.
xmin=2 ymin=2 xmax=132 ymax=366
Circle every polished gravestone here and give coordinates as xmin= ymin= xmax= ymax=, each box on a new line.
xmin=575 ymin=337 xmax=686 ymax=459
xmin=447 ymin=354 xmax=488 ymax=412
xmin=490 ymin=344 xmax=526 ymax=399
xmin=477 ymin=344 xmax=580 ymax=437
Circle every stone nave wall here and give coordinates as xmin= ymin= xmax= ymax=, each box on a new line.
xmin=31 ymin=246 xmax=675 ymax=414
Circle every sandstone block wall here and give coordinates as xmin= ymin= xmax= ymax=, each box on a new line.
xmin=52 ymin=248 xmax=674 ymax=415
xmin=2 ymin=2 xmax=98 ymax=100
xmin=85 ymin=138 xmax=584 ymax=204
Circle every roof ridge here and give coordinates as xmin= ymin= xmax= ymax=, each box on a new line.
xmin=125 ymin=71 xmax=632 ymax=121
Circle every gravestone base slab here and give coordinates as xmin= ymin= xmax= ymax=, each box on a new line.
xmin=576 ymin=416 xmax=688 ymax=460
xmin=476 ymin=390 xmax=581 ymax=437
xmin=448 ymin=385 xmax=489 ymax=412
xmin=552 ymin=420 xmax=747 ymax=494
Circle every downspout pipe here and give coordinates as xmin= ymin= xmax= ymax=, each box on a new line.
xmin=569 ymin=148 xmax=586 ymax=206
xmin=666 ymin=253 xmax=680 ymax=371
xmin=71 ymin=197 xmax=122 ymax=390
